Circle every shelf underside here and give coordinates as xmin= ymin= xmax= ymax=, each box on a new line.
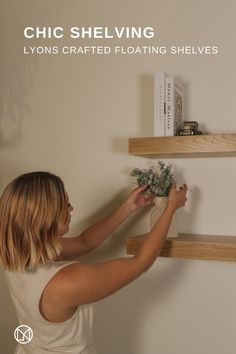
xmin=127 ymin=234 xmax=236 ymax=262
xmin=129 ymin=133 xmax=236 ymax=157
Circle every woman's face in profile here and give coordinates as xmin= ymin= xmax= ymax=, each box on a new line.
xmin=57 ymin=198 xmax=74 ymax=236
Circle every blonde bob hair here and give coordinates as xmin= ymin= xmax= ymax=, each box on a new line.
xmin=0 ymin=171 xmax=68 ymax=272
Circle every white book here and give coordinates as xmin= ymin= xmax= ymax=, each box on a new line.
xmin=154 ymin=72 xmax=169 ymax=136
xmin=165 ymin=77 xmax=184 ymax=136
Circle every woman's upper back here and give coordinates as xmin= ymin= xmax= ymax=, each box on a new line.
xmin=4 ymin=260 xmax=96 ymax=354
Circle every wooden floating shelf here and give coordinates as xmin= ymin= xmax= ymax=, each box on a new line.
xmin=128 ymin=133 xmax=236 ymax=261
xmin=127 ymin=234 xmax=236 ymax=262
xmin=129 ymin=133 xmax=236 ymax=157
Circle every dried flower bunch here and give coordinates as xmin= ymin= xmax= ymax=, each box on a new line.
xmin=130 ymin=160 xmax=175 ymax=197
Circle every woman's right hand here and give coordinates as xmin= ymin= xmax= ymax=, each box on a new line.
xmin=167 ymin=183 xmax=188 ymax=212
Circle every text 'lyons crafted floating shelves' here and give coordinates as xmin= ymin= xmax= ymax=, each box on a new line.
xmin=128 ymin=133 xmax=236 ymax=157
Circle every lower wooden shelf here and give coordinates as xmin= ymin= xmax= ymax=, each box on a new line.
xmin=127 ymin=234 xmax=236 ymax=262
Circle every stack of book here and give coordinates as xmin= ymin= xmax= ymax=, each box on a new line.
xmin=154 ymin=72 xmax=184 ymax=137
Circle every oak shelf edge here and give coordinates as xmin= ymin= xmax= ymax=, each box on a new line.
xmin=129 ymin=133 xmax=236 ymax=156
xmin=127 ymin=233 xmax=236 ymax=262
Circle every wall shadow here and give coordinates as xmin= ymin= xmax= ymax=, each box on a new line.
xmin=0 ymin=0 xmax=78 ymax=147
xmin=94 ymin=258 xmax=189 ymax=354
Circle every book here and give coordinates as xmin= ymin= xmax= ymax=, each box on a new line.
xmin=165 ymin=77 xmax=184 ymax=136
xmin=154 ymin=72 xmax=169 ymax=136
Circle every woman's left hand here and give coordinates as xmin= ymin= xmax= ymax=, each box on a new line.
xmin=125 ymin=185 xmax=155 ymax=213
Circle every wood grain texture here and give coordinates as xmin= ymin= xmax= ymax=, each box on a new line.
xmin=129 ymin=134 xmax=236 ymax=156
xmin=127 ymin=234 xmax=236 ymax=262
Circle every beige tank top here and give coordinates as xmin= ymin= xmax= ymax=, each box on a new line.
xmin=4 ymin=260 xmax=97 ymax=354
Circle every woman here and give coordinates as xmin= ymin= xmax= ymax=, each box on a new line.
xmin=0 ymin=171 xmax=187 ymax=354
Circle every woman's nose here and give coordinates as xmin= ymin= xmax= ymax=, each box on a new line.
xmin=68 ymin=203 xmax=74 ymax=211
xmin=69 ymin=204 xmax=74 ymax=212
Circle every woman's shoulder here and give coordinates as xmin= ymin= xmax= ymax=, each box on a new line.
xmin=39 ymin=260 xmax=80 ymax=323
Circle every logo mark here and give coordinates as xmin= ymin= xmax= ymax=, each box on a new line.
xmin=14 ymin=325 xmax=33 ymax=344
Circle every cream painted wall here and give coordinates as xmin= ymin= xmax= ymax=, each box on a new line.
xmin=1 ymin=1 xmax=236 ymax=353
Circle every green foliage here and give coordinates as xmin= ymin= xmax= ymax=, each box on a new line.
xmin=130 ymin=160 xmax=175 ymax=197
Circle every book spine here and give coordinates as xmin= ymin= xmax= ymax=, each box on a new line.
xmin=174 ymin=80 xmax=184 ymax=135
xmin=154 ymin=72 xmax=166 ymax=136
xmin=165 ymin=76 xmax=174 ymax=136
xmin=165 ymin=78 xmax=184 ymax=136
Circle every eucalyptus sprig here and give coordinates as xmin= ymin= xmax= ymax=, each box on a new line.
xmin=130 ymin=160 xmax=175 ymax=197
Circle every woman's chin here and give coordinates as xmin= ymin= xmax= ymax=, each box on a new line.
xmin=58 ymin=226 xmax=70 ymax=237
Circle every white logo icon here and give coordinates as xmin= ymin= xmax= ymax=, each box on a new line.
xmin=14 ymin=325 xmax=33 ymax=344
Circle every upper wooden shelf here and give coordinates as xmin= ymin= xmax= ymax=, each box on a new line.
xmin=129 ymin=133 xmax=236 ymax=157
xmin=127 ymin=234 xmax=236 ymax=262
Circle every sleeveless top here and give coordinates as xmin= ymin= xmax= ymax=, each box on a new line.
xmin=4 ymin=260 xmax=97 ymax=354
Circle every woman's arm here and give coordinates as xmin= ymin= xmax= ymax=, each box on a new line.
xmin=53 ymin=185 xmax=187 ymax=307
xmin=57 ymin=186 xmax=154 ymax=260
xmin=135 ymin=184 xmax=187 ymax=270
xmin=78 ymin=185 xmax=154 ymax=251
